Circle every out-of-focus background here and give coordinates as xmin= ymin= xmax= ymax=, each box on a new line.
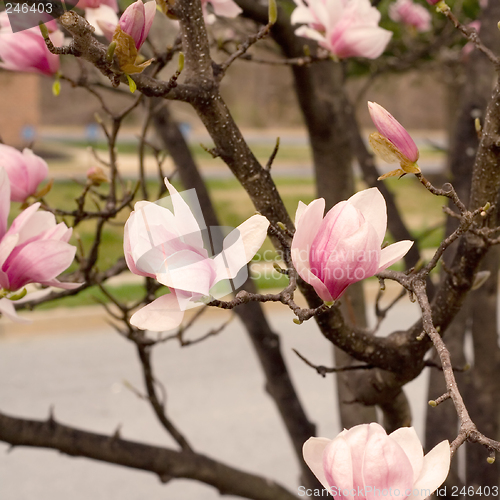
xmin=0 ymin=47 xmax=450 ymax=498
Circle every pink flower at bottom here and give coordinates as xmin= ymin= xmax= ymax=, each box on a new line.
xmin=291 ymin=188 xmax=412 ymax=302
xmin=303 ymin=423 xmax=451 ymax=499
xmin=201 ymin=0 xmax=242 ymax=23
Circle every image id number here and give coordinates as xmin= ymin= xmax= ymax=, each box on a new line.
xmin=436 ymin=486 xmax=499 ymax=497
xmin=5 ymin=2 xmax=53 ymax=14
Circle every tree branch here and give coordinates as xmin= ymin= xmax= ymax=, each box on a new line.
xmin=0 ymin=411 xmax=299 ymax=500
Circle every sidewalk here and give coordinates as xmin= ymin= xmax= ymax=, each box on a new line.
xmin=36 ymin=125 xmax=447 ymax=180
xmin=0 ymin=275 xmax=411 ymax=337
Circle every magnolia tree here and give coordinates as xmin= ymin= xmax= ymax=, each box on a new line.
xmin=0 ymin=0 xmax=499 ymax=498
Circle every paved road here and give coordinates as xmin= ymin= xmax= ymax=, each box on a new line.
xmin=0 ymin=296 xmax=428 ymax=500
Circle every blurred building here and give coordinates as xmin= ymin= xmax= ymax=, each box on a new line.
xmin=0 ymin=72 xmax=40 ymax=146
xmin=0 ymin=61 xmax=447 ymax=142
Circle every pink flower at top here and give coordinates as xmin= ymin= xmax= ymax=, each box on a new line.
xmin=0 ymin=168 xmax=80 ymax=321
xmin=0 ymin=145 xmax=49 ymax=203
xmin=0 ymin=12 xmax=62 ymax=76
xmin=86 ymin=5 xmax=119 ymax=39
xmin=303 ymin=423 xmax=450 ymax=500
xmin=368 ymin=101 xmax=421 ymax=179
xmin=118 ymin=0 xmax=156 ymax=50
xmin=77 ymin=0 xmax=118 ymax=11
xmin=291 ymin=188 xmax=412 ymax=302
xmin=75 ymin=0 xmax=119 ymax=38
xmin=389 ymin=0 xmax=432 ymax=32
xmin=291 ymin=0 xmax=393 ymax=59
xmin=201 ymin=0 xmax=242 ymax=23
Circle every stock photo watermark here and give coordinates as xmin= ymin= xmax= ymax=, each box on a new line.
xmin=298 ymin=486 xmax=432 ymax=498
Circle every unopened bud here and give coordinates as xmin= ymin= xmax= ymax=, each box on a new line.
xmin=428 ymin=400 xmax=437 ymax=407
xmin=268 ymin=0 xmax=277 ymax=24
xmin=52 ymin=79 xmax=61 ymax=96
xmin=277 ymin=222 xmax=286 ymax=231
xmin=472 ymin=270 xmax=491 ymax=290
xmin=87 ymin=166 xmax=110 ymax=186
xmin=178 ymin=52 xmax=184 ymax=72
xmin=39 ymin=22 xmax=50 ymax=38
xmin=487 ymin=455 xmax=495 ymax=464
xmin=435 ymin=1 xmax=450 ymax=12
xmin=106 ymin=41 xmax=117 ymax=63
xmin=324 ymin=300 xmax=335 ymax=307
xmin=293 ymin=318 xmax=303 ymax=325
xmin=475 ymin=117 xmax=482 ymax=133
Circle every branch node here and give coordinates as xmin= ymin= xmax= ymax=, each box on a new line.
xmin=159 ymin=473 xmax=173 ymax=484
xmin=428 ymin=392 xmax=451 ymax=407
xmin=200 ymin=144 xmax=220 ymax=158
xmin=111 ymin=424 xmax=122 ymax=443
xmin=48 ymin=405 xmax=56 ymax=425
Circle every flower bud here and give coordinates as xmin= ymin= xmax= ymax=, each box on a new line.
xmin=111 ymin=0 xmax=156 ymax=74
xmin=87 ymin=166 xmax=110 ymax=185
xmin=118 ymin=0 xmax=156 ymax=50
xmin=368 ymin=102 xmax=420 ymax=179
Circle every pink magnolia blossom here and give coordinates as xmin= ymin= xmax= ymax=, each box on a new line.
xmin=124 ymin=178 xmax=269 ymax=332
xmin=0 ymin=168 xmax=78 ymax=292
xmin=77 ymin=0 xmax=118 ymax=11
xmin=0 ymin=168 xmax=80 ymax=321
xmin=0 ymin=13 xmax=62 ymax=75
xmin=201 ymin=0 xmax=242 ymax=23
xmin=389 ymin=0 xmax=432 ymax=32
xmin=368 ymin=101 xmax=420 ymax=179
xmin=118 ymin=0 xmax=156 ymax=50
xmin=291 ymin=188 xmax=412 ymax=302
xmin=303 ymin=423 xmax=451 ymax=499
xmin=86 ymin=5 xmax=119 ymax=39
xmin=0 ymin=145 xmax=49 ymax=202
xmin=291 ymin=0 xmax=392 ymax=59
xmin=0 ymin=11 xmax=10 ymax=32
xmin=426 ymin=0 xmax=440 ymax=5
